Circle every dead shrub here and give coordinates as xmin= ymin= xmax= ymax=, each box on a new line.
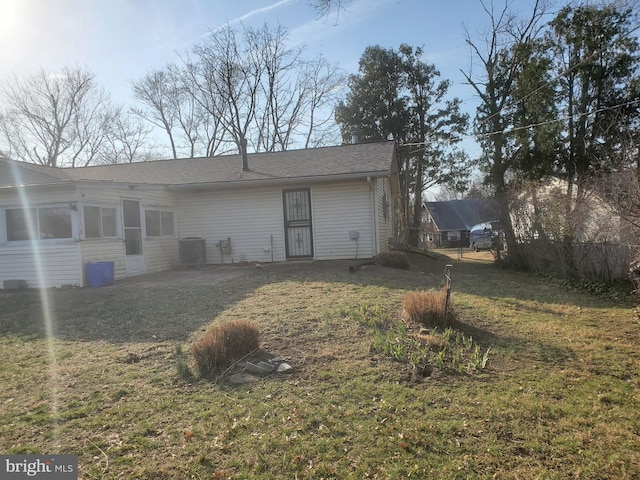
xmin=377 ymin=251 xmax=410 ymax=270
xmin=403 ymin=289 xmax=452 ymax=329
xmin=192 ymin=320 xmax=260 ymax=377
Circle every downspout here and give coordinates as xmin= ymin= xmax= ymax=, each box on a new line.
xmin=368 ymin=176 xmax=379 ymax=256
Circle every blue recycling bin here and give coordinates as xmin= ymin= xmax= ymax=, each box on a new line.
xmin=86 ymin=261 xmax=115 ymax=287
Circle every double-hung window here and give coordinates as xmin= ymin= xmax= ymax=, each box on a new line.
xmin=145 ymin=210 xmax=175 ymax=237
xmin=84 ymin=206 xmax=117 ymax=239
xmin=5 ymin=206 xmax=72 ymax=241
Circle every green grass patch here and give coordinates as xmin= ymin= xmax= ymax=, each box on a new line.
xmin=0 ymin=254 xmax=638 ymax=478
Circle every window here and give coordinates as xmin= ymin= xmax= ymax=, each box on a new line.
xmin=161 ymin=211 xmax=175 ymax=236
xmin=84 ymin=206 xmax=117 ymax=238
xmin=6 ymin=208 xmax=35 ymax=241
xmin=5 ymin=207 xmax=72 ymax=241
xmin=382 ymin=192 xmax=389 ymax=220
xmin=145 ymin=209 xmax=174 ymax=237
xmin=447 ymin=231 xmax=461 ymax=241
xmin=145 ymin=210 xmax=160 ymax=236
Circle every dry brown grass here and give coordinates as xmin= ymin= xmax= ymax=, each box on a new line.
xmin=403 ymin=288 xmax=453 ymax=328
xmin=413 ymin=332 xmax=448 ymax=350
xmin=377 ymin=251 xmax=410 ymax=269
xmin=191 ymin=319 xmax=260 ymax=377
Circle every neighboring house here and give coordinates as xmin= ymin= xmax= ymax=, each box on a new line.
xmin=0 ymin=141 xmax=399 ymax=288
xmin=511 ymin=177 xmax=636 ymax=282
xmin=511 ymin=177 xmax=633 ymax=243
xmin=422 ymin=199 xmax=498 ymax=248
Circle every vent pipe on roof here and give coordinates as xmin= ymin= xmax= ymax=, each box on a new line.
xmin=240 ymin=138 xmax=249 ymax=172
xmin=351 ymin=132 xmax=358 ymax=144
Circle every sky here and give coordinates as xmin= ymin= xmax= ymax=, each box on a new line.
xmin=0 ymin=0 xmax=521 ymax=163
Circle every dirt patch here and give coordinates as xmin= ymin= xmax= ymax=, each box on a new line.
xmin=109 ymin=264 xmax=253 ymax=289
xmin=0 ymin=253 xmax=450 ymax=345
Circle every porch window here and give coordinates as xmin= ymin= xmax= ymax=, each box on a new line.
xmin=145 ymin=209 xmax=174 ymax=237
xmin=84 ymin=206 xmax=117 ymax=238
xmin=5 ymin=206 xmax=72 ymax=241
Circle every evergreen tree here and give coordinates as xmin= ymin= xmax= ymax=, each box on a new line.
xmin=336 ymin=45 xmax=468 ymax=245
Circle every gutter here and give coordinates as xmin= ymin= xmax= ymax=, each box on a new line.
xmin=1 ymin=172 xmax=393 ymax=192
xmin=0 ymin=179 xmax=171 ymax=191
xmin=165 ymin=171 xmax=392 ymax=191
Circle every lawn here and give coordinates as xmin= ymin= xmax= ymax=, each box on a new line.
xmin=1 ymin=251 xmax=639 ymax=479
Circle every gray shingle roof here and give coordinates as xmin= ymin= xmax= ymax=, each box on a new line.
xmin=424 ymin=199 xmax=498 ymax=231
xmin=1 ymin=141 xmax=396 ymax=188
xmin=0 ymin=158 xmax=70 ymax=187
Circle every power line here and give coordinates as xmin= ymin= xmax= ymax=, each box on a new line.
xmin=464 ymin=14 xmax=640 ymax=126
xmin=398 ymin=98 xmax=640 ymax=148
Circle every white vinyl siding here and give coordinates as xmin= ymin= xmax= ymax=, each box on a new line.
xmin=312 ymin=180 xmax=375 ymax=260
xmin=81 ymin=240 xmax=126 ymax=282
xmin=177 ymin=187 xmax=286 ymax=264
xmin=1 ymin=172 xmax=393 ymax=285
xmin=374 ymin=177 xmax=392 ymax=253
xmin=77 ymin=185 xmax=179 ymax=277
xmin=178 ymin=180 xmax=379 ymax=264
xmin=143 ymin=237 xmax=179 ymax=273
xmin=0 ymin=242 xmax=82 ymax=288
xmin=0 ymin=186 xmax=83 ymax=288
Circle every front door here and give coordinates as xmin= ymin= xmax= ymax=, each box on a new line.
xmin=283 ymin=189 xmax=313 ymax=258
xmin=123 ymin=199 xmax=145 ymax=276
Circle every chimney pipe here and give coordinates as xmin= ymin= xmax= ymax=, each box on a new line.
xmin=240 ymin=138 xmax=249 ymax=172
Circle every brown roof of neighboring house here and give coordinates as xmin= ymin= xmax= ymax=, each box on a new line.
xmin=1 ymin=141 xmax=396 ymax=189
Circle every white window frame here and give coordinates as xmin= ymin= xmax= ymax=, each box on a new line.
xmin=3 ymin=204 xmax=77 ymax=243
xmin=144 ymin=209 xmax=175 ymax=238
xmin=82 ymin=205 xmax=120 ymax=240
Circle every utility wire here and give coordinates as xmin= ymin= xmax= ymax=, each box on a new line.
xmin=462 ymin=18 xmax=640 ymax=126
xmin=398 ymin=98 xmax=640 ymax=148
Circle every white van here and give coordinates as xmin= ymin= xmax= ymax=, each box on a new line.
xmin=470 ymin=221 xmax=502 ymax=252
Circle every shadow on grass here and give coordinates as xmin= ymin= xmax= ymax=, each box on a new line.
xmin=0 ymin=252 xmax=622 ymax=348
xmin=0 ymin=274 xmax=265 ymax=343
xmin=453 ymin=317 xmax=578 ymax=368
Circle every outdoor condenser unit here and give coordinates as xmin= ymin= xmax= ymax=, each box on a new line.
xmin=179 ymin=237 xmax=206 ymax=266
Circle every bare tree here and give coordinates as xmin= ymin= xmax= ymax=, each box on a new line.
xmin=253 ymin=32 xmax=344 ymax=151
xmin=100 ymin=110 xmax=159 ymax=164
xmin=252 ymin=24 xmax=305 ymax=152
xmin=0 ymin=67 xmax=116 ymax=167
xmin=461 ymin=0 xmax=550 ymax=262
xmin=144 ymin=23 xmax=346 ymax=156
xmin=131 ymin=65 xmax=224 ymax=159
xmin=186 ymin=24 xmax=262 ymax=154
xmin=310 ymin=0 xmax=350 ymax=20
xmin=131 ymin=68 xmax=179 ymax=159
xmin=299 ymin=55 xmax=345 ymax=148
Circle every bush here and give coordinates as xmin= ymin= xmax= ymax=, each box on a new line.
xmin=377 ymin=251 xmax=410 ymax=270
xmin=191 ymin=320 xmax=260 ymax=377
xmin=403 ymin=289 xmax=453 ymax=329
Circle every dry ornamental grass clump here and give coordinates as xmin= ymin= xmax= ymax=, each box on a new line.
xmin=403 ymin=288 xmax=453 ymax=329
xmin=377 ymin=251 xmax=410 ymax=270
xmin=192 ymin=319 xmax=260 ymax=377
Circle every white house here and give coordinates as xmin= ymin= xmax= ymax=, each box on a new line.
xmin=0 ymin=141 xmax=399 ymax=288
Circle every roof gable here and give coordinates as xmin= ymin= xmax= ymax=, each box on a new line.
xmin=424 ymin=199 xmax=498 ymax=231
